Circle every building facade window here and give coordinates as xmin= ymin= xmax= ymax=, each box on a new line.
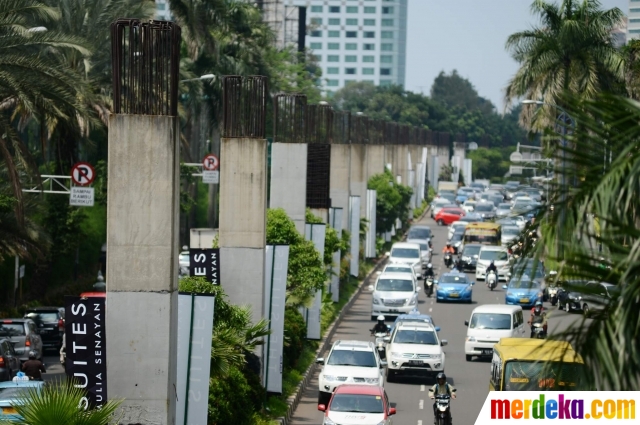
xmin=362 ymin=68 xmax=375 ymax=75
xmin=380 ymin=55 xmax=393 ymax=63
xmin=311 ymin=5 xmax=322 ymax=12
xmin=381 ymin=31 xmax=393 ymax=39
xmin=381 ymin=19 xmax=393 ymax=26
xmin=344 ymin=80 xmax=356 ymax=85
xmin=345 ymin=55 xmax=357 ymax=62
xmin=631 ymin=18 xmax=640 ymax=23
xmin=310 ymin=30 xmax=322 ymax=37
xmin=328 ymin=30 xmax=340 ymax=37
xmin=310 ymin=17 xmax=322 ymax=25
xmin=327 ymin=55 xmax=339 ymax=62
xmin=381 ymin=43 xmax=393 ymax=51
xmin=312 ymin=55 xmax=321 ymax=61
xmin=346 ymin=18 xmax=358 ymax=25
xmin=345 ymin=43 xmax=357 ymax=50
xmin=329 ymin=6 xmax=340 ymax=13
xmin=345 ymin=68 xmax=356 ymax=75
xmin=327 ymin=67 xmax=339 ymax=74
xmin=310 ymin=42 xmax=322 ymax=49
xmin=364 ymin=19 xmax=375 ymax=26
xmin=328 ymin=18 xmax=340 ymax=25
xmin=380 ymin=80 xmax=392 ymax=86
xmin=380 ymin=68 xmax=392 ymax=75
xmin=363 ymin=43 xmax=375 ymax=50
xmin=327 ymin=79 xmax=339 ymax=87
xmin=346 ymin=6 xmax=358 ymax=13
xmin=328 ymin=42 xmax=340 ymax=50
xmin=631 ymin=7 xmax=640 ymax=12
xmin=364 ymin=31 xmax=375 ymax=38
xmin=630 ymin=29 xmax=640 ymax=33
xmin=382 ymin=6 xmax=394 ymax=14
xmin=346 ymin=31 xmax=357 ymax=38
xmin=364 ymin=6 xmax=376 ymax=13
xmin=362 ymin=55 xmax=374 ymax=62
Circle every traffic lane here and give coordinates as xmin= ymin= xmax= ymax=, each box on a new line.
xmin=42 ymin=354 xmax=64 ymax=382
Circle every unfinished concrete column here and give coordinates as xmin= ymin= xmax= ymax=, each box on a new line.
xmin=436 ymin=132 xmax=452 ymax=180
xmin=396 ymin=125 xmax=412 ymax=185
xmin=219 ymin=76 xmax=268 ymax=327
xmin=330 ymin=111 xmax=351 ymax=230
xmin=453 ymin=138 xmax=467 ymax=185
xmin=306 ymin=104 xmax=333 ymax=222
xmin=365 ymin=119 xmax=386 ymax=180
xmin=269 ymin=94 xmax=308 ymax=233
xmin=106 ymin=20 xmax=180 ymax=424
xmin=384 ymin=122 xmax=399 ymax=173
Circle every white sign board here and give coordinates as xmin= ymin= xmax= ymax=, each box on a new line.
xmin=365 ymin=190 xmax=377 ymax=258
xmin=510 ymin=165 xmax=523 ymax=175
xmin=19 ymin=265 xmax=25 ymax=279
xmin=328 ymin=208 xmax=344 ymax=303
xmin=305 ymin=223 xmax=326 ymax=340
xmin=202 ymin=170 xmax=219 ymax=184
xmin=349 ymin=196 xmax=360 ymax=278
xmin=69 ymin=187 xmax=94 ymax=207
xmin=176 ymin=294 xmax=215 ymax=425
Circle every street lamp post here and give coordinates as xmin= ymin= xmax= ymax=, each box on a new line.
xmin=521 ymin=99 xmax=575 ymax=262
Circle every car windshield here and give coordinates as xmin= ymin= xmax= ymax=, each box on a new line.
xmin=439 ymin=275 xmax=467 ymax=284
xmin=408 ymin=228 xmax=431 ymax=239
xmin=469 ymin=313 xmax=511 ymax=330
xmin=385 ymin=266 xmax=412 ymax=274
xmin=503 ymin=361 xmax=587 ymax=391
xmin=25 ymin=312 xmax=59 ymax=322
xmin=330 ymin=394 xmax=384 ymax=413
xmin=179 ymin=254 xmax=189 ymax=263
xmin=0 ymin=324 xmax=25 ymax=337
xmin=393 ymin=329 xmax=438 ymax=345
xmin=391 ymin=248 xmax=419 ymax=259
xmin=503 ymin=227 xmax=520 ymax=236
xmin=327 ymin=350 xmax=377 ymax=367
xmin=498 ymin=203 xmax=512 ymax=209
xmin=451 ymin=233 xmax=463 ymax=242
xmin=376 ymin=279 xmax=414 ymax=292
xmin=453 ymin=224 xmax=466 ymax=231
xmin=398 ymin=317 xmax=433 ymax=326
xmin=463 ymin=246 xmax=481 ymax=256
xmin=475 ymin=204 xmax=493 ymax=212
xmin=0 ymin=387 xmax=33 ymax=399
xmin=479 ymin=250 xmax=508 ymax=261
xmin=509 ymin=279 xmax=540 ymax=289
xmin=465 ymin=201 xmax=476 ymax=206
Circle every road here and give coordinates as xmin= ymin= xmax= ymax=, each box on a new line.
xmin=290 ymin=213 xmax=587 ymax=425
xmin=42 ymin=353 xmax=65 ymax=382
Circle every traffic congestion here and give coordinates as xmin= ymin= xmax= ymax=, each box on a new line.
xmin=290 ymin=180 xmax=592 ymax=425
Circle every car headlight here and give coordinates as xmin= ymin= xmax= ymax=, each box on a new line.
xmin=323 ymin=418 xmax=337 ymax=425
xmin=466 ymin=336 xmax=476 ymax=342
xmin=365 ymin=378 xmax=379 ymax=384
xmin=462 ymin=256 xmax=470 ymax=262
xmin=507 ymin=292 xmax=514 ymax=297
xmin=409 ymin=297 xmax=417 ymax=306
xmin=373 ymin=298 xmax=380 ymax=305
xmin=454 ymin=242 xmax=461 ymax=247
xmin=323 ymin=375 xmax=337 ymax=382
xmin=464 ymin=285 xmax=472 ymax=292
xmin=430 ymin=353 xmax=442 ymax=359
xmin=391 ymin=352 xmax=402 ymax=359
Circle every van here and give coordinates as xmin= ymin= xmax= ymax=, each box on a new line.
xmin=463 ymin=305 xmax=525 ymax=361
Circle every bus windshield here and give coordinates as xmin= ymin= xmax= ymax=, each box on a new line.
xmin=503 ymin=361 xmax=587 ymax=391
xmin=464 ymin=227 xmax=500 ymax=245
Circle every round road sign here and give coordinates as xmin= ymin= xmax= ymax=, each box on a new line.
xmin=203 ymin=154 xmax=219 ymax=171
xmin=510 ymin=151 xmax=523 ymax=163
xmin=71 ymin=162 xmax=95 ymax=186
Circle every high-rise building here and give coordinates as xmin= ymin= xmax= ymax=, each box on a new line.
xmin=279 ymin=0 xmax=408 ymax=95
xmin=612 ymin=17 xmax=627 ymax=48
xmin=155 ymin=0 xmax=172 ymax=20
xmin=629 ymin=0 xmax=640 ymax=40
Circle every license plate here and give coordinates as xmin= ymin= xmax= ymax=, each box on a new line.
xmin=519 ymin=298 xmax=529 ymax=303
xmin=482 ymin=349 xmax=493 ymax=355
xmin=389 ymin=309 xmax=399 ymax=313
xmin=2 ymin=407 xmax=17 ymax=414
xmin=408 ymin=360 xmax=423 ymax=365
xmin=449 ymin=293 xmax=460 ymax=298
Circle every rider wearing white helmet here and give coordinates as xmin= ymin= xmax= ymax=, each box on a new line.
xmin=370 ymin=315 xmax=388 ymax=334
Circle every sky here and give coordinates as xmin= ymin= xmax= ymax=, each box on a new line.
xmin=405 ymin=0 xmax=628 ymax=112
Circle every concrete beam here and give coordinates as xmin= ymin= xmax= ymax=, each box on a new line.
xmin=269 ymin=142 xmax=307 ymax=234
xmin=106 ymin=114 xmax=179 ymax=425
xmin=365 ymin=144 xmax=385 ymax=181
xmin=329 ymin=144 xmax=351 ymax=230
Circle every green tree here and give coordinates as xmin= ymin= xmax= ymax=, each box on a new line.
xmin=505 ymin=0 xmax=624 ymax=129
xmin=367 ymin=170 xmax=412 ymax=234
xmin=431 ymin=70 xmax=495 ymax=114
xmin=467 ymin=148 xmax=510 ymax=180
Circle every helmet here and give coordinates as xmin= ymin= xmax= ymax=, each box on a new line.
xmin=377 ymin=315 xmax=385 ymax=321
xmin=535 ymin=301 xmax=543 ymax=306
xmin=28 ymin=351 xmax=37 ymax=359
xmin=446 ymin=242 xmax=451 ymax=246
xmin=427 ymin=263 xmax=432 ymax=269
xmin=436 ymin=372 xmax=446 ymax=383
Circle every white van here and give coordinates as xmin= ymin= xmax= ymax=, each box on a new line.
xmin=463 ymin=305 xmax=526 ymax=361
xmin=370 ymin=272 xmax=419 ymax=320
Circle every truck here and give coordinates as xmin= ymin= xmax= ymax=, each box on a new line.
xmin=437 ymin=181 xmax=459 ymax=194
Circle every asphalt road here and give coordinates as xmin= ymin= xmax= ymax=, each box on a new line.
xmin=290 ymin=213 xmax=588 ymax=425
xmin=42 ymin=353 xmax=64 ymax=382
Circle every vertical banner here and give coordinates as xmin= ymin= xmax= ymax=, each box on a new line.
xmin=176 ymin=294 xmax=215 ymax=425
xmin=365 ymin=189 xmax=377 ymax=258
xmin=463 ymin=158 xmax=473 ymax=186
xmin=305 ymin=223 xmax=325 ymax=340
xmin=263 ymin=245 xmax=289 ymax=393
xmin=406 ymin=151 xmax=413 ymax=188
xmin=348 ymin=196 xmax=360 ymax=277
xmin=451 ymin=156 xmax=461 ymax=183
xmin=65 ymin=296 xmax=107 ymax=409
xmin=417 ymin=163 xmax=425 ymax=204
xmin=431 ymin=156 xmax=439 ymax=191
xmin=329 ymin=208 xmax=344 ymax=303
xmin=189 ymin=248 xmax=220 ymax=285
xmin=408 ymin=170 xmax=416 ymax=211
xmin=420 ymin=147 xmax=428 ymax=200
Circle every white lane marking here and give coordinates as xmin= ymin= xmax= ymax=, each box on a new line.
xmin=419 ymin=399 xmax=424 ymax=409
xmin=430 ymin=301 xmax=434 ymax=305
xmin=418 ymin=421 xmax=423 ymax=425
xmin=428 ymin=307 xmax=432 ymax=312
xmin=420 ymin=385 xmax=425 ymax=391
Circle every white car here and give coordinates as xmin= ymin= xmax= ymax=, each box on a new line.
xmin=495 ymin=203 xmax=513 ymax=218
xmin=447 ymin=221 xmax=469 ymax=240
xmin=316 ymin=340 xmax=385 ymax=405
xmin=462 ymin=200 xmax=476 ymax=213
xmin=406 ymin=238 xmax=432 ymax=265
xmin=371 ymin=272 xmax=420 ymax=319
xmin=431 ymin=199 xmax=451 ymax=218
xmin=475 ymin=246 xmax=511 ymax=281
xmin=511 ymin=215 xmax=526 ymax=231
xmin=383 ymin=264 xmax=421 ymax=282
xmin=386 ymin=242 xmax=422 ymax=277
xmin=385 ymin=322 xmax=447 ymax=382
xmin=501 ymin=226 xmax=520 ymax=246
xmin=464 ymin=305 xmax=526 ymax=361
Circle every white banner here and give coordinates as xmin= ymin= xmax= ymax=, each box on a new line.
xmin=408 ymin=170 xmax=416 ymax=210
xmin=329 ymin=208 xmax=344 ymax=303
xmin=348 ymin=196 xmax=360 ymax=277
xmin=263 ymin=245 xmax=289 ymax=393
xmin=305 ymin=224 xmax=325 ymax=340
xmin=431 ymin=156 xmax=439 ymax=190
xmin=476 ymin=392 xmax=638 ymax=424
xmin=464 ymin=158 xmax=473 ymax=186
xmin=365 ymin=189 xmax=377 ymax=258
xmin=176 ymin=294 xmax=215 ymax=425
xmin=417 ymin=162 xmax=425 ymax=204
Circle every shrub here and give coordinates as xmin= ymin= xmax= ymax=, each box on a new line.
xmin=208 ymin=366 xmax=260 ymax=425
xmin=283 ymin=307 xmax=306 ymax=369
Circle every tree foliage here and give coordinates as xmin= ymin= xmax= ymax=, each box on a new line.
xmin=367 ymin=170 xmax=412 ymax=234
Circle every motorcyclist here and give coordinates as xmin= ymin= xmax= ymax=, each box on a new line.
xmin=429 ymin=372 xmax=457 ymax=423
xmin=442 ymin=243 xmax=455 ymax=255
xmin=424 ymin=263 xmax=435 ymax=279
xmin=486 ymin=261 xmax=498 ymax=275
xmin=528 ymin=301 xmax=548 ymax=338
xmin=21 ymin=351 xmax=46 ymax=381
xmin=370 ymin=315 xmax=389 ymax=335
xmin=452 ymin=257 xmax=463 ymax=271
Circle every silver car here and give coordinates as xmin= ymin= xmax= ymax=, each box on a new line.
xmin=473 ymin=202 xmax=497 ymax=220
xmin=0 ymin=319 xmax=43 ymax=361
xmin=406 ymin=239 xmax=432 ymax=266
xmin=501 ymin=226 xmax=521 ymax=246
xmin=496 ymin=203 xmax=513 ymax=218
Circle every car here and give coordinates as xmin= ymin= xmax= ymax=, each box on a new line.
xmin=315 ymin=340 xmax=385 ymax=405
xmin=387 ymin=242 xmax=423 ymax=277
xmin=179 ymin=250 xmax=190 ymax=276
xmin=450 ymin=229 xmax=465 ymax=254
xmin=488 ymin=194 xmax=504 ymax=207
xmin=407 ymin=225 xmax=433 ymax=246
xmin=459 ymin=213 xmax=483 ymax=223
xmin=371 ymin=272 xmax=420 ymax=319
xmin=462 ymin=199 xmax=476 ymax=213
xmin=390 ymin=312 xmax=440 ymax=333
xmin=512 ymin=215 xmax=527 ymax=231
xmin=471 ymin=182 xmax=487 ymax=192
xmin=522 ymin=187 xmax=543 ymax=202
xmin=496 ymin=217 xmax=517 ymax=227
xmin=455 ymin=187 xmax=475 ymax=203
xmin=406 ymin=239 xmax=432 ymax=266
xmin=431 ymin=199 xmax=451 ymax=218
xmin=579 ymin=282 xmax=619 ymax=317
xmin=435 ymin=271 xmax=474 ymax=303
xmin=459 ymin=243 xmax=482 ymax=272
xmin=495 ymin=203 xmax=513 ymax=218
xmin=556 ymin=280 xmax=617 ymax=315
xmin=385 ymin=322 xmax=447 ymax=381
xmin=512 ymin=192 xmax=530 ymax=201
xmin=0 ymin=379 xmax=44 ymax=420
xmin=382 ymin=264 xmax=422 ymax=282
xmin=464 ymin=305 xmax=526 ymax=361
xmin=475 ymin=246 xmax=510 ymax=281
xmin=473 ymin=202 xmax=496 ymax=220
xmin=0 ymin=320 xmax=42 ymax=362
xmin=512 ymin=197 xmax=535 ymax=214
xmin=447 ymin=221 xmax=468 ymax=240
xmin=23 ymin=307 xmax=64 ymax=352
xmin=0 ymin=340 xmax=20 ymax=382
xmin=317 ymin=384 xmax=396 ymax=425
xmin=509 ymin=258 xmax=546 ymax=286
xmin=501 ymin=226 xmax=520 ymax=246
xmin=434 ymin=208 xmax=465 ymax=226
xmin=503 ymin=277 xmax=544 ymax=308
xmin=437 ymin=192 xmax=457 ymax=204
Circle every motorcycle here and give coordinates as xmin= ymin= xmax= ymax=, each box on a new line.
xmin=444 ymin=254 xmax=452 ymax=268
xmin=424 ymin=278 xmax=434 ymax=297
xmin=487 ymin=271 xmax=497 ymax=291
xmin=547 ymin=287 xmax=559 ymax=306
xmin=372 ymin=329 xmax=390 ymax=359
xmin=531 ymin=322 xmax=546 ymax=339
xmin=434 ymin=394 xmax=452 ymax=425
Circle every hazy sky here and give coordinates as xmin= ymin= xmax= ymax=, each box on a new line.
xmin=405 ymin=0 xmax=628 ymax=112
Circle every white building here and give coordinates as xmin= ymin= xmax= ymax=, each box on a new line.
xmin=286 ymin=0 xmax=408 ymax=96
xmin=155 ymin=0 xmax=172 ymax=20
xmin=629 ymin=0 xmax=640 ymax=40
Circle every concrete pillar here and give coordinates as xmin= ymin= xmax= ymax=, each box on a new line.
xmin=396 ymin=144 xmax=410 ymax=185
xmin=384 ymin=144 xmax=395 ymax=172
xmin=329 ymin=144 xmax=351 ymax=230
xmin=453 ymin=142 xmax=467 ymax=184
xmin=106 ymin=114 xmax=179 ymax=424
xmin=365 ymin=144 xmax=385 ymax=180
xmin=270 ymin=143 xmax=307 ymax=233
xmin=438 ymin=145 xmax=450 ymax=180
xmin=350 ymin=143 xmax=367 ymax=216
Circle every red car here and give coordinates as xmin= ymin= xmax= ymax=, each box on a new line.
xmin=434 ymin=208 xmax=465 ymax=225
xmin=318 ymin=384 xmax=397 ymax=424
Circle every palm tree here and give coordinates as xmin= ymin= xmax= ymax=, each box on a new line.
xmin=505 ymin=0 xmax=625 ymax=129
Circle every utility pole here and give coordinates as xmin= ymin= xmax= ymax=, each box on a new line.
xmin=13 ymin=256 xmax=18 ymax=306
